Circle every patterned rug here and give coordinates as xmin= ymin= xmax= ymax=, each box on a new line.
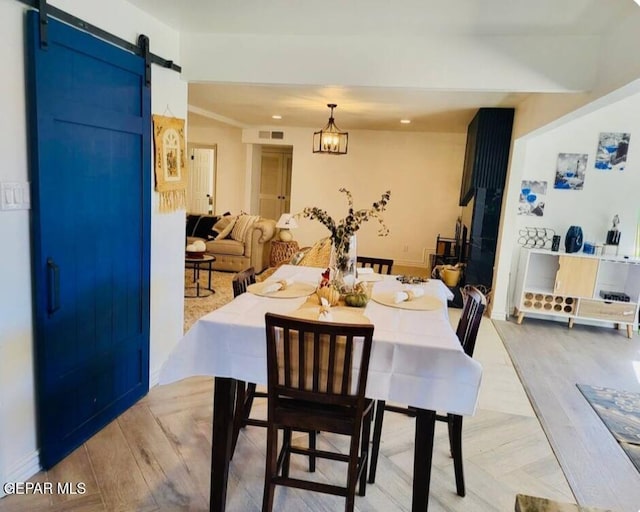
xmin=183 ymin=270 xmax=235 ymax=332
xmin=577 ymin=384 xmax=640 ymax=472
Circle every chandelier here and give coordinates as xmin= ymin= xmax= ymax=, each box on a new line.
xmin=313 ymin=104 xmax=348 ymax=155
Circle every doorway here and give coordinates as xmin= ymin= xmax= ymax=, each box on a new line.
xmin=187 ymin=144 xmax=217 ymax=214
xmin=258 ymin=146 xmax=292 ymax=220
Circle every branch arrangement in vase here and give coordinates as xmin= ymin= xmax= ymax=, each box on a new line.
xmin=297 ymin=188 xmax=391 ymax=270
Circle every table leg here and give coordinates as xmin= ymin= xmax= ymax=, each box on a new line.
xmin=210 ymin=377 xmax=237 ymax=512
xmin=412 ymin=408 xmax=436 ymax=511
xmin=195 ymin=263 xmax=201 ymax=297
xmin=207 ymin=260 xmax=215 ymax=294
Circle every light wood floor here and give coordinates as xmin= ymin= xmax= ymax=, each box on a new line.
xmin=0 ymin=309 xmax=582 ymax=512
xmin=494 ymin=316 xmax=640 ymax=512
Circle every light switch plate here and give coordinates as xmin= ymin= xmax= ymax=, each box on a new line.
xmin=1 ymin=182 xmax=31 ymax=211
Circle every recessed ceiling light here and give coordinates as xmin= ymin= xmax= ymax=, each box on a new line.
xmin=272 ymin=115 xmax=282 ymax=120
xmin=400 ymin=119 xmax=411 ymax=124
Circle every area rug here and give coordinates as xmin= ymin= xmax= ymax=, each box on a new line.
xmin=183 ymin=270 xmax=234 ymax=332
xmin=576 ymin=384 xmax=640 ymax=472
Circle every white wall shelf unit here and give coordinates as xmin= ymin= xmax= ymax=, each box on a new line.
xmin=514 ymin=248 xmax=640 ymax=338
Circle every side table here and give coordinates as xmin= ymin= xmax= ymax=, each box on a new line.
xmin=185 ymin=254 xmax=216 ymax=298
xmin=270 ymin=240 xmax=300 ymax=267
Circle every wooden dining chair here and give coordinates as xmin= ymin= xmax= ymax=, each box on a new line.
xmin=356 ymin=256 xmax=394 ymax=275
xmin=232 ymin=266 xmax=256 ymax=296
xmin=231 ymin=268 xmax=316 ymax=460
xmin=367 ymin=286 xmax=486 ymax=497
xmin=231 ymin=268 xmax=265 ymax=454
xmin=262 ymin=313 xmax=375 ymax=512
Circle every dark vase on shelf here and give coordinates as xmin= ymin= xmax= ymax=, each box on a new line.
xmin=565 ymin=226 xmax=583 ymax=253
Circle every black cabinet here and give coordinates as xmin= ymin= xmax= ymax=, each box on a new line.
xmin=460 ymin=108 xmax=514 ymax=289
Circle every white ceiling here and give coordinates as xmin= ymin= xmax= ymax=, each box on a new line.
xmin=128 ymin=0 xmax=635 ymax=132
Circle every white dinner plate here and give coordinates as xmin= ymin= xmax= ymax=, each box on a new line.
xmin=371 ymin=291 xmax=442 ymax=311
xmin=247 ymin=281 xmax=316 ymax=298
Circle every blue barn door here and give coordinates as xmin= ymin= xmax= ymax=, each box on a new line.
xmin=27 ymin=11 xmax=151 ymax=469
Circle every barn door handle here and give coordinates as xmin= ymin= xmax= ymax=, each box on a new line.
xmin=47 ymin=258 xmax=60 ymax=316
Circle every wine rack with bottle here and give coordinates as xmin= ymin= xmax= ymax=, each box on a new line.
xmin=514 ymin=248 xmax=640 ymax=338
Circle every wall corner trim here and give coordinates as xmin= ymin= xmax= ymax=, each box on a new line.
xmin=4 ymin=449 xmax=41 ymax=490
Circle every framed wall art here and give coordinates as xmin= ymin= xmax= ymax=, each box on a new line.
xmin=554 ymin=153 xmax=587 ymax=190
xmin=595 ymin=132 xmax=630 ymax=171
xmin=152 ymin=114 xmax=187 ymax=212
xmin=518 ymin=180 xmax=547 ymax=217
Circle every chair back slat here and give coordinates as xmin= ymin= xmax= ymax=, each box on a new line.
xmin=356 ymin=256 xmax=394 ymax=275
xmin=455 ymin=286 xmax=486 ymax=357
xmin=298 ymin=327 xmax=307 ymax=392
xmin=232 ymin=267 xmax=257 ymax=297
xmin=341 ymin=335 xmax=354 ymax=395
xmin=313 ymin=331 xmax=321 ymax=392
xmin=326 ymin=333 xmax=337 ymax=393
xmin=283 ymin=327 xmax=292 ymax=387
xmin=265 ymin=313 xmax=374 ymax=407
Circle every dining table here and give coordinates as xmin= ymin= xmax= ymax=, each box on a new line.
xmin=159 ymin=264 xmax=483 ymax=511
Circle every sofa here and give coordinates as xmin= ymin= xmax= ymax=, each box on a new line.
xmin=186 ymin=213 xmax=277 ymax=273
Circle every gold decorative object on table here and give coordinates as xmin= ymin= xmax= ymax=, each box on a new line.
xmin=290 ymin=296 xmax=370 ymax=324
xmin=152 ymin=114 xmax=187 ymax=212
xmin=315 ymin=268 xmax=341 ymax=306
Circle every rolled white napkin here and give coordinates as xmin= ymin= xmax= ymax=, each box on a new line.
xmin=393 ymin=286 xmax=425 ymax=303
xmin=357 ymin=267 xmax=374 ymax=275
xmin=318 ymin=298 xmax=333 ymax=321
xmin=263 ymin=278 xmax=294 ymax=294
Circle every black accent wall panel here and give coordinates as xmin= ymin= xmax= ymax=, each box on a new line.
xmin=460 ymin=108 xmax=514 ymax=289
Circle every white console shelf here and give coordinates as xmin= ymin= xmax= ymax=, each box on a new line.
xmin=514 ymin=248 xmax=640 ymax=338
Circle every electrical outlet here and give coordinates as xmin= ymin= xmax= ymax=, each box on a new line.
xmin=403 ymin=245 xmax=409 ymax=253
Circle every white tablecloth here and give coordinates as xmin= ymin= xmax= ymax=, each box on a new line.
xmin=160 ymin=265 xmax=482 ymax=416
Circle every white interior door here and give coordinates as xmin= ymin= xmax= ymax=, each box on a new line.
xmin=187 ymin=146 xmax=216 ymax=214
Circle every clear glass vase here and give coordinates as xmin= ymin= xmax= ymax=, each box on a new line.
xmin=331 ymin=234 xmax=357 ymax=293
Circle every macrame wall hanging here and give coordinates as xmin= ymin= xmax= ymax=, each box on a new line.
xmin=152 ymin=114 xmax=187 ymax=212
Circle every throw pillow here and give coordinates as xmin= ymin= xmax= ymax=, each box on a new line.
xmin=214 ymin=216 xmax=237 ymax=240
xmin=186 ymin=214 xmax=200 ymax=237
xmin=193 ymin=215 xmax=219 ymax=239
xmin=210 ymin=212 xmax=232 ymax=237
xmin=298 ymin=237 xmax=332 ymax=268
xmin=230 ymin=214 xmax=260 ymax=242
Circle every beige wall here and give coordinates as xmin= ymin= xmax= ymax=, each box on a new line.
xmin=242 ymin=126 xmax=467 ymax=267
xmin=187 ymin=113 xmax=246 ymax=215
